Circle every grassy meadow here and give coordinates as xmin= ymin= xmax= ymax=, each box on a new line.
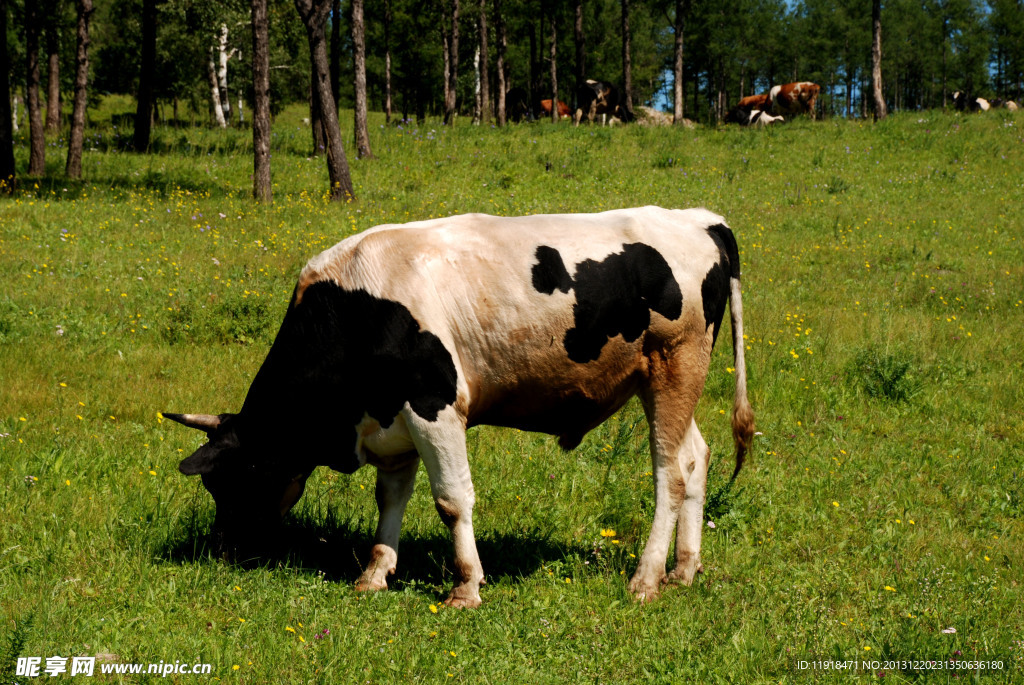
xmin=1 ymin=99 xmax=1023 ymax=683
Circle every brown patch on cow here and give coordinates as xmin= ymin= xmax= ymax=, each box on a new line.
xmin=434 ymin=498 xmax=460 ymax=529
xmin=731 ymin=396 xmax=756 ymax=480
xmin=668 ymin=470 xmax=688 ymax=507
xmin=737 ymin=94 xmax=769 ymax=112
xmin=294 ymin=269 xmax=321 ymax=306
xmin=277 ymin=474 xmax=307 ymax=517
xmin=453 ymin=558 xmax=477 ymax=585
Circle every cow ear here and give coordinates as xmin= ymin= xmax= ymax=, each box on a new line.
xmin=178 ymin=443 xmax=224 ymax=475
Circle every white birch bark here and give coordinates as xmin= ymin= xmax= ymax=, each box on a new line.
xmin=208 ymin=48 xmax=226 ymax=128
xmin=473 ymin=46 xmax=481 ymax=124
xmin=217 ymin=24 xmax=238 ymax=122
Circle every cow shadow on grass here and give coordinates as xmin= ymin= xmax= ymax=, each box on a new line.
xmin=155 ymin=509 xmax=585 ymax=593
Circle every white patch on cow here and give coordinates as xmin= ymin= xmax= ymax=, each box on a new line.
xmin=356 ymin=412 xmax=416 ymax=466
xmin=768 ymin=85 xmax=781 ymax=103
xmin=977 ymin=98 xmax=990 ymax=111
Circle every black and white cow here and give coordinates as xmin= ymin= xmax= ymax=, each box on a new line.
xmin=166 ymin=207 xmax=754 ymax=607
xmin=574 ymin=79 xmax=635 ymax=125
xmin=952 ymin=91 xmax=991 ymax=112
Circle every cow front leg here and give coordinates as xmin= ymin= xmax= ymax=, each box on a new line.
xmin=355 ymin=452 xmax=420 ymax=593
xmin=406 ymin=407 xmax=485 ymax=608
xmin=665 ymin=419 xmax=708 ymax=586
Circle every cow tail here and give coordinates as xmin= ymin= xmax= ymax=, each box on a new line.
xmin=720 ymin=227 xmax=755 ymax=482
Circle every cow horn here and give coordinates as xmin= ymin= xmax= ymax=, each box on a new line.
xmin=163 ymin=412 xmax=227 ymax=432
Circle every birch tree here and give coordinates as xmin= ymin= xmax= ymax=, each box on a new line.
xmin=207 ymin=47 xmax=227 ymax=127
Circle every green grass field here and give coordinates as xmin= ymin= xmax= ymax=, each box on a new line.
xmin=1 ymin=101 xmax=1023 ymax=683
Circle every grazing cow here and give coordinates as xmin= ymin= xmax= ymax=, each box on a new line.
xmin=952 ymin=91 xmax=991 ymax=112
xmin=537 ymin=99 xmax=571 ymax=119
xmin=506 ymin=87 xmax=532 ymax=122
xmin=574 ymin=79 xmax=635 ymax=125
xmin=166 ymin=207 xmax=754 ymax=608
xmin=767 ymin=82 xmax=820 ymax=120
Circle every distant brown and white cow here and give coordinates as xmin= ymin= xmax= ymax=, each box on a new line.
xmin=574 ymin=79 xmax=635 ymax=125
xmin=166 ymin=207 xmax=755 ymax=608
xmin=768 ymin=82 xmax=821 ymax=120
xmin=538 ymin=99 xmax=571 ymax=119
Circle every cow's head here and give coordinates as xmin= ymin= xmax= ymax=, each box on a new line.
xmin=165 ymin=412 xmax=311 ymax=554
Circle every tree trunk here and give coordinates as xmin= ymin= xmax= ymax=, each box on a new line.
xmin=45 ymin=12 xmax=61 ymax=132
xmin=673 ymin=0 xmax=686 ymax=123
xmin=309 ymin=66 xmax=325 ymax=154
xmin=529 ymin=18 xmax=536 ymax=110
xmin=574 ymin=0 xmax=584 ymax=93
xmin=478 ymin=0 xmax=489 ymax=124
xmin=384 ymin=0 xmax=392 ymax=124
xmin=66 ymin=0 xmax=93 ymax=179
xmin=251 ymin=0 xmax=271 ymax=201
xmin=620 ymin=0 xmax=632 ymax=113
xmin=871 ymin=0 xmax=886 ymax=120
xmin=217 ymin=24 xmax=234 ymax=122
xmin=549 ymin=5 xmax=557 ymax=123
xmin=442 ymin=23 xmax=451 ymax=112
xmin=352 ymin=0 xmax=373 ymax=158
xmin=941 ymin=18 xmax=947 ymax=108
xmin=331 ymin=0 xmax=341 ymax=110
xmin=208 ymin=50 xmax=227 ymax=127
xmin=26 ymin=0 xmax=46 ymax=175
xmin=444 ymin=0 xmax=460 ymax=125
xmin=494 ymin=0 xmax=506 ymax=125
xmin=0 ymin=0 xmax=15 ymax=188
xmin=133 ymin=0 xmax=157 ymax=152
xmin=295 ymin=0 xmax=355 ymax=201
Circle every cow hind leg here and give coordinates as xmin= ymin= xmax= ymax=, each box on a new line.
xmin=355 ymin=452 xmax=420 ymax=592
xmin=406 ymin=406 xmax=486 ymax=608
xmin=665 ymin=419 xmax=709 ymax=585
xmin=630 ymin=345 xmax=711 ymax=601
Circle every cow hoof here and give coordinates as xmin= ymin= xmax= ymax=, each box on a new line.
xmin=443 ymin=594 xmax=482 ymax=609
xmin=354 ymin=576 xmax=388 ymax=593
xmin=666 ymin=561 xmax=703 ymax=586
xmin=628 ymin=575 xmax=664 ymax=602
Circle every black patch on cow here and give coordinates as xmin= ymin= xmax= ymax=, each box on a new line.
xmin=239 ymin=282 xmax=457 ymax=472
xmin=532 ymin=243 xmax=683 ymax=363
xmin=531 ymin=246 xmax=573 ymax=294
xmin=701 ymin=223 xmax=740 ymax=346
